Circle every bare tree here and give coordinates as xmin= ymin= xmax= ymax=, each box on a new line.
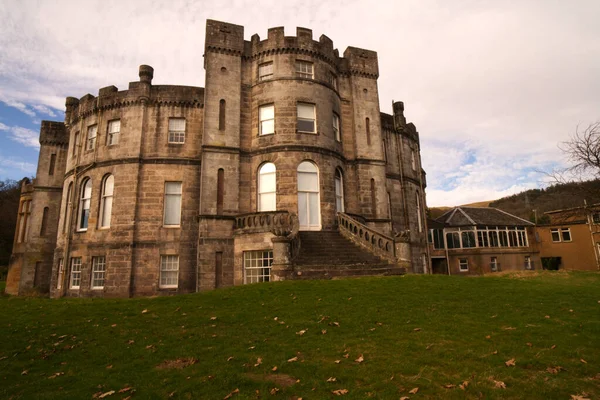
xmin=557 ymin=122 xmax=600 ymax=182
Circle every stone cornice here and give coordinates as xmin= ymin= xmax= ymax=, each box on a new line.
xmin=246 ymin=47 xmax=338 ymax=70
xmin=205 ymin=46 xmax=243 ymax=56
xmin=64 ymin=157 xmax=201 ymax=178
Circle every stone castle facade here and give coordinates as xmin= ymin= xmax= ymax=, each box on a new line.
xmin=6 ymin=20 xmax=429 ymax=297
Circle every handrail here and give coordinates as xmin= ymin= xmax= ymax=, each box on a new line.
xmin=234 ymin=211 xmax=296 ymax=237
xmin=337 ymin=212 xmax=398 ymax=263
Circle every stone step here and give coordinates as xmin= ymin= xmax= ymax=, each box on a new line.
xmin=289 ymin=266 xmax=406 ymax=280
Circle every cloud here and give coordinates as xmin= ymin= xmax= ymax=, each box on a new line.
xmin=0 ymin=157 xmax=37 ymax=174
xmin=31 ymin=104 xmax=57 ymax=117
xmin=1 ymin=126 xmax=40 ymax=149
xmin=1 ymin=99 xmax=36 ymax=117
xmin=0 ymin=122 xmax=8 ymax=131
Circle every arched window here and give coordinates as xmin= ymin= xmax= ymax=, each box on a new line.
xmin=78 ymin=178 xmax=92 ymax=231
xmin=99 ymin=175 xmax=114 ymax=228
xmin=258 ymin=163 xmax=276 ymax=211
xmin=370 ymin=178 xmax=377 ymax=218
xmin=40 ymin=207 xmax=49 ymax=236
xmin=335 ymin=168 xmax=344 ymax=213
xmin=297 ymin=161 xmax=320 ymax=230
xmin=366 ymin=117 xmax=371 ymax=145
xmin=219 ymin=99 xmax=226 ymax=131
xmin=217 ymin=168 xmax=224 ymax=215
xmin=63 ymin=182 xmax=73 ymax=233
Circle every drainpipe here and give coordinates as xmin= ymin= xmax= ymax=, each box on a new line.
xmin=584 ymin=203 xmax=600 ymax=270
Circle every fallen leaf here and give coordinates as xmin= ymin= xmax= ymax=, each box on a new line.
xmin=544 ymin=315 xmax=550 ymax=319
xmin=551 ymin=345 xmax=556 ymax=349
xmin=580 ymin=359 xmax=587 ymax=364
xmin=334 ymin=360 xmax=341 ymax=364
xmin=505 ymin=358 xmax=516 ymax=367
xmin=274 ymin=317 xmax=278 ymax=321
xmin=332 ymin=389 xmax=349 ymax=395
xmin=127 ymin=340 xmax=135 ymax=345
xmin=111 ymin=324 xmax=117 ymax=328
xmin=355 ymin=354 xmax=364 ymax=363
xmin=485 ymin=335 xmax=491 ymax=339
xmin=106 ymin=365 xmax=113 ymax=369
xmin=443 ymin=384 xmax=456 ymax=389
xmin=248 ymin=346 xmax=255 ymax=350
xmin=48 ymin=372 xmax=64 ymax=379
xmin=211 ymin=316 xmax=217 ymax=320
xmin=413 ymin=328 xmax=421 ymax=332
xmin=494 ymin=380 xmax=506 ymax=389
xmin=254 ymin=357 xmax=262 ymax=367
xmin=343 ymin=353 xmax=349 ymax=359
xmin=547 ymin=366 xmax=563 ymax=374
xmin=272 ymin=366 xmax=277 ymax=371
xmin=21 ymin=370 xmax=28 ymax=375
xmin=502 ymin=326 xmax=516 ymax=330
xmin=118 ymin=387 xmax=133 ymax=393
xmin=141 ymin=309 xmax=148 ymax=314
xmin=492 ymin=350 xmax=498 ymax=355
xmin=369 ymin=328 xmax=376 ymax=331
xmin=327 ymin=377 xmax=337 ymax=382
xmin=400 ymin=397 xmax=410 ymax=400
xmin=570 ymin=395 xmax=591 ymax=400
xmin=322 ymin=330 xmax=327 ymax=335
xmin=287 ymin=356 xmax=298 ymax=363
xmin=227 ymin=356 xmax=234 ymax=361
xmin=526 ymin=342 xmax=532 ymax=347
xmin=409 ymin=387 xmax=419 ymax=394
xmin=223 ymin=388 xmax=240 ymax=399
xmin=331 ymin=322 xmax=340 ymax=327
xmin=98 ymin=391 xmax=115 ymax=399
xmin=296 ymin=329 xmax=307 ymax=336
xmin=270 ymin=387 xmax=279 ymax=395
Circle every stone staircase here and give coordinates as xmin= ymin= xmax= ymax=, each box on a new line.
xmin=291 ymin=231 xmax=406 ymax=279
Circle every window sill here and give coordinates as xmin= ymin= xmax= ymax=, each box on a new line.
xmin=296 ymin=130 xmax=318 ymax=135
xmin=91 ymin=287 xmax=104 ymax=290
xmin=167 ymin=142 xmax=185 ymax=145
xmin=159 ymin=286 xmax=178 ymax=290
xmin=76 ymin=229 xmax=88 ymax=233
xmin=163 ymin=225 xmax=181 ymax=229
xmin=258 ymin=132 xmax=275 ymax=137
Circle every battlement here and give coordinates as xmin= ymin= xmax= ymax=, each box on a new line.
xmin=64 ymin=65 xmax=204 ymax=122
xmin=205 ymin=19 xmax=377 ymax=77
xmin=39 ymin=121 xmax=68 ymax=145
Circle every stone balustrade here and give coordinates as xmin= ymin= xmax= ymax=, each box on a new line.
xmin=235 ymin=211 xmax=296 ymax=237
xmin=337 ymin=212 xmax=409 ymax=265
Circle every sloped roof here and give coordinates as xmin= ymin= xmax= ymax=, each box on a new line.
xmin=436 ymin=207 xmax=534 ymax=227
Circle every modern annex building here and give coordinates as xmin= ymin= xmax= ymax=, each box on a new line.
xmin=6 ymin=20 xmax=429 ymax=297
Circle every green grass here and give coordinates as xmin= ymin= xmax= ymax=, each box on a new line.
xmin=0 ymin=281 xmax=5 ymax=294
xmin=1 ymin=272 xmax=599 ymax=399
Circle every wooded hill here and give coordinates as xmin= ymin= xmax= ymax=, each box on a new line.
xmin=430 ymin=179 xmax=600 ymax=223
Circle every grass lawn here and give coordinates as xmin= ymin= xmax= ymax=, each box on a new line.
xmin=0 ymin=272 xmax=598 ymax=400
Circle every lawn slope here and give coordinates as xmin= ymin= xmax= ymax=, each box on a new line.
xmin=1 ymin=272 xmax=599 ymax=399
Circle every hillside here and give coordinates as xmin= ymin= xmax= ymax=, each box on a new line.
xmin=2 ymin=273 xmax=600 ymax=399
xmin=429 ymin=179 xmax=600 ymax=223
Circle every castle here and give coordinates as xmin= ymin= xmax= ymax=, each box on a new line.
xmin=6 ymin=20 xmax=429 ymax=297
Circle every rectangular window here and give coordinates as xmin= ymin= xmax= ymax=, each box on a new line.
xmin=524 ymin=256 xmax=532 ymax=270
xmin=163 ymin=181 xmax=182 ymax=226
xmin=91 ymin=256 xmax=106 ymax=289
xmin=168 ymin=118 xmax=186 ymax=143
xmin=551 ymin=228 xmax=560 ymax=242
xmin=499 ymin=231 xmax=508 ymax=247
xmin=328 ymin=72 xmax=338 ymax=90
xmin=461 ymin=231 xmax=476 ymax=248
xmin=593 ymin=213 xmax=600 ymax=224
xmin=561 ymin=228 xmax=571 ymax=242
xmin=243 ymin=250 xmax=273 ymax=284
xmin=107 ymin=120 xmax=120 ymax=146
xmin=159 ymin=255 xmax=179 ymax=288
xmin=259 ymin=104 xmax=275 ymax=135
xmin=446 ymin=231 xmax=460 ymax=249
xmin=459 ymin=258 xmax=468 ymax=272
xmin=57 ymin=258 xmax=64 ymax=290
xmin=72 ymin=132 xmax=79 ymax=157
xmin=297 ymin=103 xmax=316 ymax=133
xmin=49 ymin=154 xmax=56 ymax=175
xmin=489 ymin=230 xmax=499 ymax=247
xmin=70 ymin=257 xmax=82 ymax=289
xmin=258 ymin=62 xmax=273 ymax=81
xmin=295 ymin=60 xmax=313 ymax=79
xmin=86 ymin=124 xmax=97 ymax=150
xmin=333 ymin=113 xmax=340 ymax=142
xmin=477 ymin=231 xmax=489 ymax=247
xmin=490 ymin=257 xmax=498 ymax=272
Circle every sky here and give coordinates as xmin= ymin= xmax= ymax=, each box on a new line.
xmin=0 ymin=0 xmax=599 ymax=207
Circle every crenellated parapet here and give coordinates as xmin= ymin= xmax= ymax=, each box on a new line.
xmin=204 ymin=19 xmax=378 ymax=78
xmin=39 ymin=121 xmax=68 ymax=146
xmin=64 ymin=65 xmax=204 ymax=125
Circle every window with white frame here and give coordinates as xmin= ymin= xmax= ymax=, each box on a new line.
xmin=91 ymin=256 xmax=106 ymax=289
xmin=335 ymin=168 xmax=344 ymax=213
xmin=107 ymin=119 xmax=120 ymax=145
xmin=328 ymin=72 xmax=338 ymax=90
xmin=259 ymin=104 xmax=274 ymax=135
xmin=99 ymin=175 xmax=114 ymax=228
xmin=297 ymin=103 xmax=316 ymax=133
xmin=86 ymin=125 xmax=97 ymax=151
xmin=163 ymin=182 xmax=182 ymax=226
xmin=159 ymin=255 xmax=179 ymax=288
xmin=561 ymin=228 xmax=571 ymax=242
xmin=490 ymin=257 xmax=498 ymax=272
xmin=258 ymin=62 xmax=273 ymax=81
xmin=258 ymin=163 xmax=276 ymax=211
xmin=78 ymin=178 xmax=92 ymax=231
xmin=168 ymin=118 xmax=186 ymax=143
xmin=57 ymin=258 xmax=64 ymax=290
xmin=524 ymin=256 xmax=532 ymax=270
xmin=70 ymin=257 xmax=82 ymax=289
xmin=551 ymin=228 xmax=560 ymax=242
xmin=295 ymin=60 xmax=313 ymax=79
xmin=459 ymin=258 xmax=468 ymax=272
xmin=243 ymin=250 xmax=273 ymax=284
xmin=333 ymin=113 xmax=340 ymax=142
